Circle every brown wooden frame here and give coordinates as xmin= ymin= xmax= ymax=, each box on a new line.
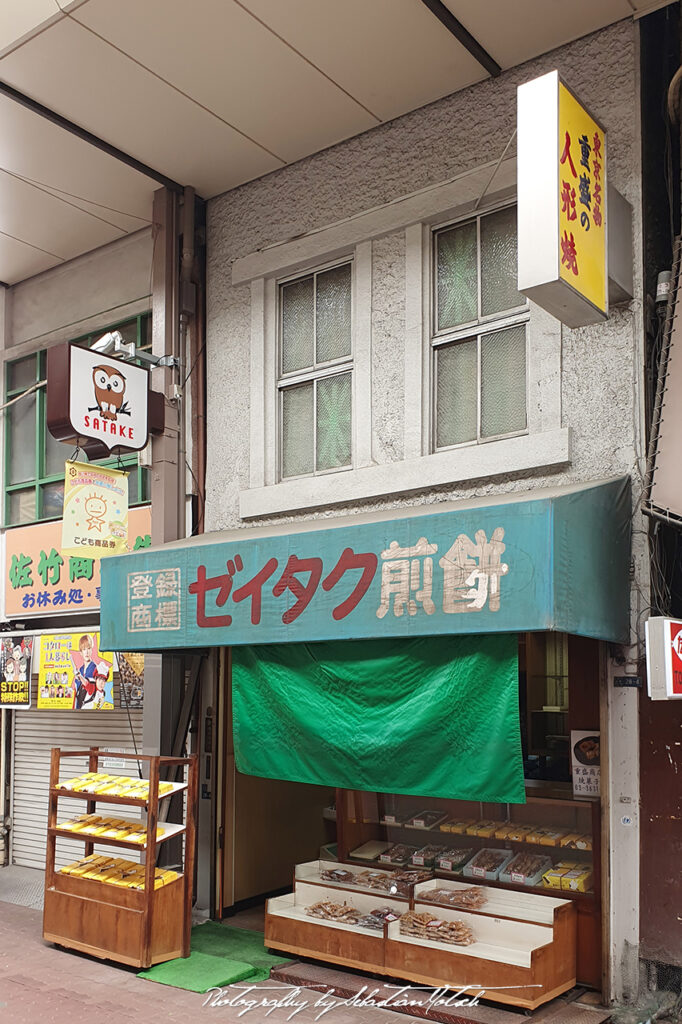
xmin=43 ymin=746 xmax=198 ymax=968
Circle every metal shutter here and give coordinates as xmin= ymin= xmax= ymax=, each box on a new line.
xmin=11 ymin=679 xmax=144 ymax=870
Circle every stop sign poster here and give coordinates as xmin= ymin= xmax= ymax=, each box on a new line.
xmin=0 ymin=635 xmax=34 ymax=708
xmin=669 ymin=621 xmax=682 ymax=696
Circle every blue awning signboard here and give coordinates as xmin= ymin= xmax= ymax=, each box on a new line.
xmin=100 ymin=477 xmax=631 ymax=651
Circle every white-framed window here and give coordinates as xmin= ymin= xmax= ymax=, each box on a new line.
xmin=235 ymin=164 xmax=566 ymax=520
xmin=277 ymin=259 xmax=353 ymax=480
xmin=432 ymin=204 xmax=529 ymax=451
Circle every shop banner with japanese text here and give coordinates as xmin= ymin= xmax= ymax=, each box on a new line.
xmin=0 ymin=635 xmax=34 ymax=708
xmin=571 ymin=730 xmax=600 ymax=797
xmin=558 ymin=83 xmax=606 ymax=313
xmin=61 ymin=460 xmax=128 ymax=557
xmin=232 ymin=635 xmax=525 ymax=803
xmin=5 ymin=506 xmax=151 ymax=618
xmin=101 ymin=478 xmax=631 ymax=650
xmin=38 ymin=632 xmax=115 ymax=710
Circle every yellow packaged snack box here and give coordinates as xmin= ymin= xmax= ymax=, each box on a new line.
xmin=524 ymin=827 xmax=548 ymax=844
xmin=468 ymin=820 xmax=499 ymax=838
xmin=542 ymin=861 xmax=578 ymax=889
xmin=493 ymin=822 xmax=515 ymax=839
xmin=538 ymin=829 xmax=568 ymax=847
xmin=60 ymin=854 xmax=100 ymax=875
xmin=575 ymin=834 xmax=592 ymax=851
xmin=449 ymin=818 xmax=477 ymax=835
xmin=507 ymin=824 xmax=533 ymax=842
xmin=561 ymin=866 xmax=593 ymax=892
xmin=559 ymin=832 xmax=583 ymax=849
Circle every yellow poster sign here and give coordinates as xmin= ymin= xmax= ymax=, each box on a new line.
xmin=558 ymin=83 xmax=606 ymax=314
xmin=38 ymin=632 xmax=114 ymax=710
xmin=61 ymin=460 xmax=129 ymax=558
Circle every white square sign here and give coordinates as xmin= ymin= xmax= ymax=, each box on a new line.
xmin=69 ymin=345 xmax=149 ymax=452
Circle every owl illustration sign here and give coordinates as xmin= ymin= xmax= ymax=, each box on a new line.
xmin=69 ymin=345 xmax=148 ymax=451
xmin=46 ymin=342 xmax=163 ymax=456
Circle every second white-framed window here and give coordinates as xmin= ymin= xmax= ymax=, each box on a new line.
xmin=432 ymin=204 xmax=529 ymax=450
xmin=278 ymin=259 xmax=353 ymax=479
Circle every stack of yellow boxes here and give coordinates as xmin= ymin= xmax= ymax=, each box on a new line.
xmin=60 ymin=853 xmax=178 ymax=890
xmin=56 ymin=772 xmax=175 ymax=798
xmin=56 ymin=813 xmax=165 ymax=843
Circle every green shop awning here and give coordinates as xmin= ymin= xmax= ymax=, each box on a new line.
xmin=100 ymin=476 xmax=631 ymax=651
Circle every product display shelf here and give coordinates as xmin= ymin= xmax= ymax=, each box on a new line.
xmin=266 ymin=867 xmax=576 ymax=1010
xmin=414 ymin=878 xmax=569 ymax=923
xmin=385 ymin=896 xmax=576 ymax=1010
xmin=433 ymin=869 xmax=594 ymax=900
xmin=51 ymin=779 xmax=188 ymax=806
xmin=266 ymin=880 xmax=405 ymax=973
xmin=43 ymin=746 xmax=198 ymax=969
xmin=295 ymin=860 xmax=412 ymax=902
xmin=51 ymin=819 xmax=186 ymax=852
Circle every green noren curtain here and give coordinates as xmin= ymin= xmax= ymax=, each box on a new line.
xmin=231 ymin=634 xmax=525 ymax=803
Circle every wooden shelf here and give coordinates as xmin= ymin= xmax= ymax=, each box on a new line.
xmin=51 ymin=779 xmax=187 ymax=806
xmin=43 ymin=747 xmax=198 ymax=969
xmin=266 ymin=870 xmax=577 ymax=1010
xmin=50 ymin=819 xmax=186 ymax=851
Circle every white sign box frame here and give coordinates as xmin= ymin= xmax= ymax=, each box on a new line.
xmin=517 ymin=70 xmax=609 ymax=328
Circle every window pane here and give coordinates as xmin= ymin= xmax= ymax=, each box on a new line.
xmin=8 ymin=393 xmax=36 ymax=484
xmin=282 ymin=383 xmax=314 ymax=478
xmin=8 ymin=489 xmax=35 ymax=525
xmin=117 ymin=319 xmax=139 ymax=348
xmin=436 ymin=340 xmax=477 ymax=447
xmin=281 ymin=277 xmax=314 ymax=373
xmin=316 ymin=264 xmax=351 ymax=363
xmin=8 ymin=355 xmax=37 ymax=393
xmin=41 ymin=480 xmax=64 ymax=519
xmin=436 ymin=222 xmax=477 ymax=331
xmin=139 ymin=313 xmax=152 ymax=352
xmin=480 ymin=206 xmax=523 ymax=316
xmin=45 ymin=423 xmax=67 ymax=476
xmin=481 ymin=325 xmax=527 ymax=438
xmin=317 ymin=373 xmax=351 ymax=472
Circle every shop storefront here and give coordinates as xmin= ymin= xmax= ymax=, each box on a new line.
xmin=2 ymin=508 xmax=150 ymax=869
xmin=100 ymin=476 xmax=631 ymax=1006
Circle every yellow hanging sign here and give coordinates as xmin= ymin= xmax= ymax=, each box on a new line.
xmin=558 ymin=83 xmax=606 ymax=314
xmin=61 ymin=460 xmax=129 ymax=559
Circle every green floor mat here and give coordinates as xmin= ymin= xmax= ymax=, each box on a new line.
xmin=137 ymin=950 xmax=257 ymax=993
xmin=137 ymin=922 xmax=292 ymax=993
xmin=190 ymin=921 xmax=291 ymax=975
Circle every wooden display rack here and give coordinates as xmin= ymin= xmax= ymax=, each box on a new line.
xmin=265 ymin=867 xmax=576 ymax=1010
xmin=43 ymin=747 xmax=198 ymax=969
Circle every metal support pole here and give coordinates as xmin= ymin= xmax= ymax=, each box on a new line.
xmin=143 ymin=187 xmax=185 ymax=760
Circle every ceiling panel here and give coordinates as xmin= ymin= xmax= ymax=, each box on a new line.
xmin=0 ymin=96 xmax=155 ymax=235
xmin=630 ymin=0 xmax=676 ymax=10
xmin=0 ymin=0 xmax=61 ymax=56
xmin=446 ymin=0 xmax=633 ymax=70
xmin=0 ymin=232 xmax=61 ymax=285
xmin=0 ymin=16 xmax=283 ymax=197
xmin=240 ymin=0 xmax=488 ymax=123
xmin=0 ymin=169 xmax=124 ymax=260
xmin=70 ymin=0 xmax=378 ymax=167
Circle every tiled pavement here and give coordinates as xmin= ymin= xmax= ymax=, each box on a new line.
xmin=0 ymin=900 xmax=423 ymax=1024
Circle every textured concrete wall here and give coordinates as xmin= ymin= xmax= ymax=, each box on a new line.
xmin=206 ymin=18 xmax=644 ymax=546
xmin=5 ymin=228 xmax=152 ymax=355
